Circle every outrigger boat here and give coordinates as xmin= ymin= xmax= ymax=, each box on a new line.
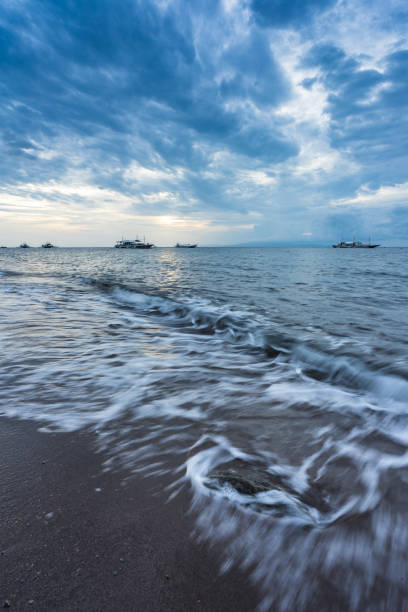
xmin=332 ymin=240 xmax=379 ymax=248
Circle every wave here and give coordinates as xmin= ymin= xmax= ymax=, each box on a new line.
xmin=89 ymin=281 xmax=408 ymax=407
xmin=291 ymin=344 xmax=408 ymax=406
xmin=0 ymin=269 xmax=24 ymax=277
xmin=87 ymin=280 xmax=287 ymax=355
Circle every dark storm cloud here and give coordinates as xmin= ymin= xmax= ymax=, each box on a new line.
xmin=250 ymin=0 xmax=337 ymax=28
xmin=301 ymin=43 xmax=408 ymax=187
xmin=0 ymin=0 xmax=296 ymax=187
xmin=229 ymin=125 xmax=298 ymax=163
xmin=219 ymin=30 xmax=290 ymax=107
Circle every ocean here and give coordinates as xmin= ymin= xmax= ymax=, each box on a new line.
xmin=1 ymin=246 xmax=407 ymax=610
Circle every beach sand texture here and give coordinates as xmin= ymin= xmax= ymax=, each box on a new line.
xmin=0 ymin=417 xmax=257 ymax=611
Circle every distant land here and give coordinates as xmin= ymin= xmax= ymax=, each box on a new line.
xmin=226 ymin=240 xmax=332 ymax=248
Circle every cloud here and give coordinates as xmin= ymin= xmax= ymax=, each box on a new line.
xmin=0 ymin=0 xmax=296 ymax=175
xmin=0 ymin=177 xmax=256 ymax=244
xmin=219 ymin=29 xmax=290 ymax=107
xmin=298 ymin=40 xmax=408 ymax=200
xmin=330 ymin=182 xmax=408 ymax=208
xmin=123 ymin=163 xmax=183 ymax=184
xmin=250 ymin=0 xmax=337 ymax=28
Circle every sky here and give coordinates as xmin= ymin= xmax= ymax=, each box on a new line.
xmin=0 ymin=0 xmax=407 ymax=246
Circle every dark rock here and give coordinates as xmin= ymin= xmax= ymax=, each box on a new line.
xmin=207 ymin=471 xmax=271 ymax=496
xmin=207 ymin=462 xmax=333 ymax=521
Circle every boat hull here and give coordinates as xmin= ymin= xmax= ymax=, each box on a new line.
xmin=115 ymin=244 xmax=153 ymax=249
xmin=332 ymin=242 xmax=379 ymax=248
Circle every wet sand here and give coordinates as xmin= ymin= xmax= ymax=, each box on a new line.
xmin=0 ymin=417 xmax=258 ymax=611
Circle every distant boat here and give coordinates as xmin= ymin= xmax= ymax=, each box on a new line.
xmin=0 ymin=246 xmax=7 ymax=248
xmin=19 ymin=243 xmax=30 ymax=248
xmin=115 ymin=237 xmax=154 ymax=249
xmin=332 ymin=240 xmax=379 ymax=248
xmin=175 ymin=243 xmax=197 ymax=248
xmin=42 ymin=242 xmax=55 ymax=248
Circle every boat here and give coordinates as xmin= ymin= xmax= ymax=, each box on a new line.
xmin=0 ymin=246 xmax=7 ymax=248
xmin=19 ymin=243 xmax=30 ymax=248
xmin=115 ymin=237 xmax=154 ymax=249
xmin=42 ymin=242 xmax=55 ymax=248
xmin=332 ymin=240 xmax=379 ymax=248
xmin=175 ymin=243 xmax=197 ymax=248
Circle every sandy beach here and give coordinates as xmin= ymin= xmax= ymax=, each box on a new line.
xmin=0 ymin=417 xmax=258 ymax=611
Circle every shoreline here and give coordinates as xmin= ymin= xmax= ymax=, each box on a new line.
xmin=0 ymin=416 xmax=258 ymax=611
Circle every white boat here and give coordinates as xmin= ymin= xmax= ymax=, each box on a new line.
xmin=175 ymin=243 xmax=197 ymax=248
xmin=115 ymin=237 xmax=154 ymax=249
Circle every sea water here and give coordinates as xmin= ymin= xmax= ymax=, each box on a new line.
xmin=1 ymin=246 xmax=407 ymax=610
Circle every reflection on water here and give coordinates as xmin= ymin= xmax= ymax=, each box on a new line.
xmin=1 ymin=247 xmax=408 ymax=610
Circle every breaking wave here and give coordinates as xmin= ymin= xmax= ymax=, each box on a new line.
xmin=102 ymin=283 xmax=408 ymax=407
